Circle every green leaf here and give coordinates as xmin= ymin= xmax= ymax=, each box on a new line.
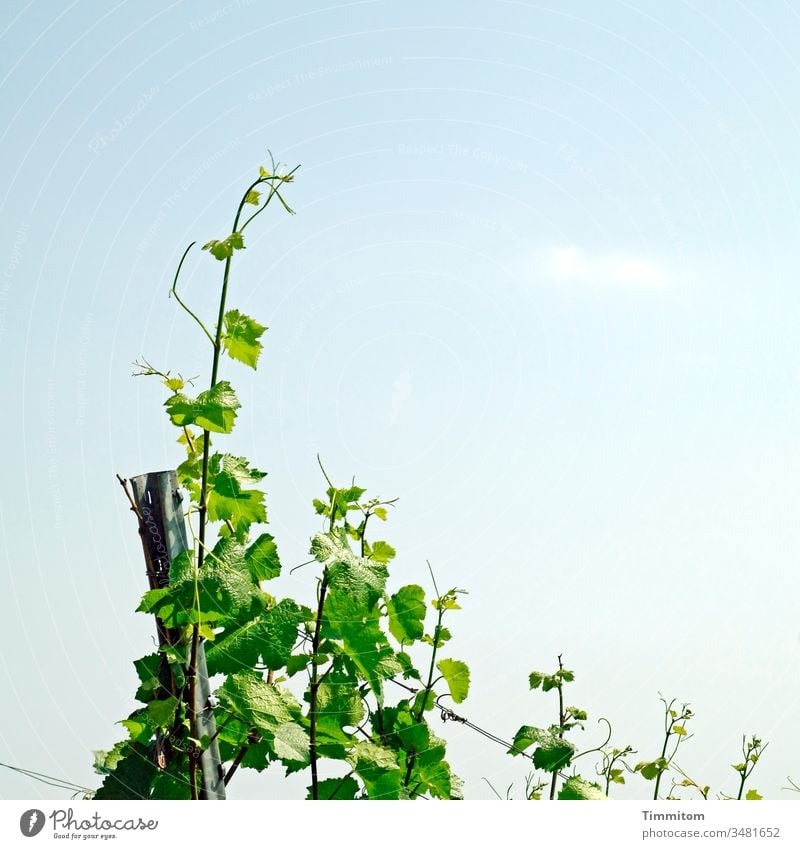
xmin=418 ymin=759 xmax=453 ymax=799
xmin=422 ymin=626 xmax=451 ymax=647
xmin=387 ymin=584 xmax=426 ymax=644
xmin=324 ymin=590 xmax=401 ymax=700
xmin=436 ymin=658 xmax=470 ymax=704
xmin=146 ymin=696 xmax=178 ymax=728
xmin=567 ymin=706 xmax=588 ymax=721
xmin=396 ymin=651 xmax=422 ymax=680
xmin=285 ymin=654 xmax=311 ymax=677
xmin=150 ymin=768 xmax=190 ymax=800
xmin=138 ymin=537 xmax=262 ymax=629
xmin=201 ymin=536 xmax=263 ymax=619
xmin=672 ymin=725 xmax=687 ymax=736
xmin=412 ymin=689 xmax=435 ymax=715
xmin=119 ymin=714 xmax=151 ymax=743
xmin=337 ymin=485 xmax=366 ymax=504
xmin=609 ymin=768 xmax=625 ymax=785
xmin=432 ymin=592 xmax=461 ymax=611
xmin=315 ymin=663 xmax=365 ymax=733
xmin=206 ymin=599 xmax=311 ymax=675
xmin=202 ymin=232 xmax=245 ymax=261
xmin=366 ymin=540 xmax=396 ymax=565
xmin=168 ymin=549 xmax=194 ymax=584
xmin=347 ymin=741 xmax=402 ymax=800
xmin=94 ymin=742 xmax=158 ymax=800
xmin=93 ymin=742 xmax=128 ymax=775
xmin=558 ymin=776 xmax=607 ymax=800
xmin=312 ymin=532 xmax=388 ymax=611
xmin=745 ymin=788 xmax=763 ymax=800
xmin=393 ymin=706 xmax=429 ymax=753
xmin=216 ymin=672 xmax=302 ymax=735
xmin=311 ymin=776 xmax=361 ymax=800
xmin=165 ymin=380 xmax=240 ymax=434
xmin=245 ymin=190 xmax=260 ymax=206
xmin=510 ymin=726 xmax=574 ymax=771
xmin=529 ymin=671 xmax=545 ymax=690
xmin=272 ymin=721 xmax=310 ymax=769
xmin=373 ymin=507 xmax=388 ymax=521
xmin=245 ymin=533 xmax=281 ymax=582
xmin=635 ymin=759 xmax=668 ymax=781
xmin=206 ymin=454 xmax=267 ymax=534
xmin=222 ymin=309 xmax=267 ymax=369
xmin=133 ymin=654 xmax=163 ymax=704
xmin=532 ymin=732 xmax=575 ymax=772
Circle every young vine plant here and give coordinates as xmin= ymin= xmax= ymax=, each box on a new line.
xmin=94 ymin=156 xmax=470 ymax=800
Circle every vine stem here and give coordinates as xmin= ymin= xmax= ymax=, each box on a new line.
xmin=653 ymin=698 xmax=679 ymax=801
xmin=404 ymin=580 xmax=445 ymax=793
xmin=549 ymin=654 xmax=565 ymax=801
xmin=309 ymin=571 xmax=330 ymax=800
xmin=188 ymin=172 xmax=288 ymax=800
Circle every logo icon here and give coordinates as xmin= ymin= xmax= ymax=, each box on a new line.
xmin=19 ymin=809 xmax=45 ymax=837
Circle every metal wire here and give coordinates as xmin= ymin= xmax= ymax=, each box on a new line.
xmin=434 ymin=695 xmax=535 ymax=761
xmin=0 ymin=760 xmax=93 ymax=795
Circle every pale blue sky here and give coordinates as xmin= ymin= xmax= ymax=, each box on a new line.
xmin=2 ymin=0 xmax=800 ymax=800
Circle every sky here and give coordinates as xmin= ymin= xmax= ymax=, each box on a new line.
xmin=1 ymin=0 xmax=800 ymax=801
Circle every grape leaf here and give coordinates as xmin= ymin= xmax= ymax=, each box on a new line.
xmin=223 ymin=309 xmax=267 ymax=369
xmin=510 ymin=726 xmax=575 ymax=771
xmin=146 ymin=696 xmax=178 ymax=728
xmin=366 ymin=540 xmax=396 ymax=565
xmin=558 ymin=776 xmax=607 ymax=800
xmin=94 ymin=742 xmax=158 ymax=800
xmin=311 ymin=532 xmax=388 ymax=611
xmin=347 ymin=741 xmax=402 ymax=800
xmin=315 ymin=664 xmax=365 ymax=733
xmin=216 ymin=672 xmax=301 ymax=735
xmin=165 ymin=380 xmax=240 ymax=434
xmin=206 ymin=599 xmax=311 ymax=675
xmin=202 ymin=232 xmax=244 ymax=261
xmin=436 ymin=658 xmax=470 ymax=704
xmin=133 ymin=654 xmax=163 ymax=703
xmin=245 ymin=533 xmax=281 ymax=581
xmin=310 ymin=776 xmax=360 ymax=800
xmin=387 ymin=584 xmax=426 ymax=644
xmin=325 ymin=590 xmax=401 ymax=700
xmin=635 ymin=758 xmax=668 ymax=781
xmin=206 ymin=454 xmax=267 ymax=534
xmin=273 ymin=721 xmax=310 ymax=769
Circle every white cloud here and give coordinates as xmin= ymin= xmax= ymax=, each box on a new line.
xmin=543 ymin=245 xmax=666 ymax=287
